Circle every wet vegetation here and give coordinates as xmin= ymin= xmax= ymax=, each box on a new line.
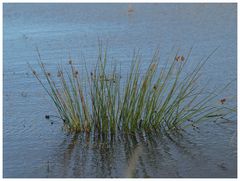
xmin=29 ymin=45 xmax=236 ymax=135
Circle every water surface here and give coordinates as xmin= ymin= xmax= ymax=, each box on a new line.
xmin=3 ymin=3 xmax=237 ymax=178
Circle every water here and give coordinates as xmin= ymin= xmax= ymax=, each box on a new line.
xmin=3 ymin=3 xmax=237 ymax=178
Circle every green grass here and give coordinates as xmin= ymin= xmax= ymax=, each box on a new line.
xmin=29 ymin=45 xmax=236 ymax=135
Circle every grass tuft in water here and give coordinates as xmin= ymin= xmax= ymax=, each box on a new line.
xmin=29 ymin=46 xmax=236 ymax=135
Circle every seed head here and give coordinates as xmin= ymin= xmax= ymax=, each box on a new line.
xmin=220 ymin=98 xmax=226 ymax=104
xmin=74 ymin=71 xmax=78 ymax=78
xmin=68 ymin=60 xmax=72 ymax=65
xmin=47 ymin=72 xmax=51 ymax=77
xmin=32 ymin=70 xmax=36 ymax=75
xmin=175 ymin=56 xmax=180 ymax=61
xmin=142 ymin=79 xmax=147 ymax=89
xmin=57 ymin=71 xmax=62 ymax=77
xmin=181 ymin=56 xmax=185 ymax=61
xmin=150 ymin=64 xmax=157 ymax=71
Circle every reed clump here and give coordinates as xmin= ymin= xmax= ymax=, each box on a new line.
xmin=29 ymin=46 xmax=235 ymax=135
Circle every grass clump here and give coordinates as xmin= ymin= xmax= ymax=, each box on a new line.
xmin=29 ymin=45 xmax=236 ymax=135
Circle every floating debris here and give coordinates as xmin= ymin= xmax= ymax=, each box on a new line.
xmin=128 ymin=4 xmax=134 ymax=13
xmin=217 ymin=162 xmax=227 ymax=171
xmin=22 ymin=34 xmax=28 ymax=40
xmin=21 ymin=92 xmax=27 ymax=97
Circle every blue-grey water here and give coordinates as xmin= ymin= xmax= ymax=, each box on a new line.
xmin=3 ymin=3 xmax=237 ymax=178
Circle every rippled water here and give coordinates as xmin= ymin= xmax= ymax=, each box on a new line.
xmin=3 ymin=3 xmax=237 ymax=178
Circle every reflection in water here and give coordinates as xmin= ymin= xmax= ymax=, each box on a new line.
xmin=125 ymin=144 xmax=143 ymax=178
xmin=47 ymin=131 xmax=202 ymax=178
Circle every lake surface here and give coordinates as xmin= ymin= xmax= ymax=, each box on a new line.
xmin=3 ymin=3 xmax=237 ymax=178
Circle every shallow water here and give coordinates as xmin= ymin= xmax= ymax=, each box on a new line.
xmin=3 ymin=3 xmax=237 ymax=178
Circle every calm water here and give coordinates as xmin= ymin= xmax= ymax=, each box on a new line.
xmin=3 ymin=3 xmax=237 ymax=178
